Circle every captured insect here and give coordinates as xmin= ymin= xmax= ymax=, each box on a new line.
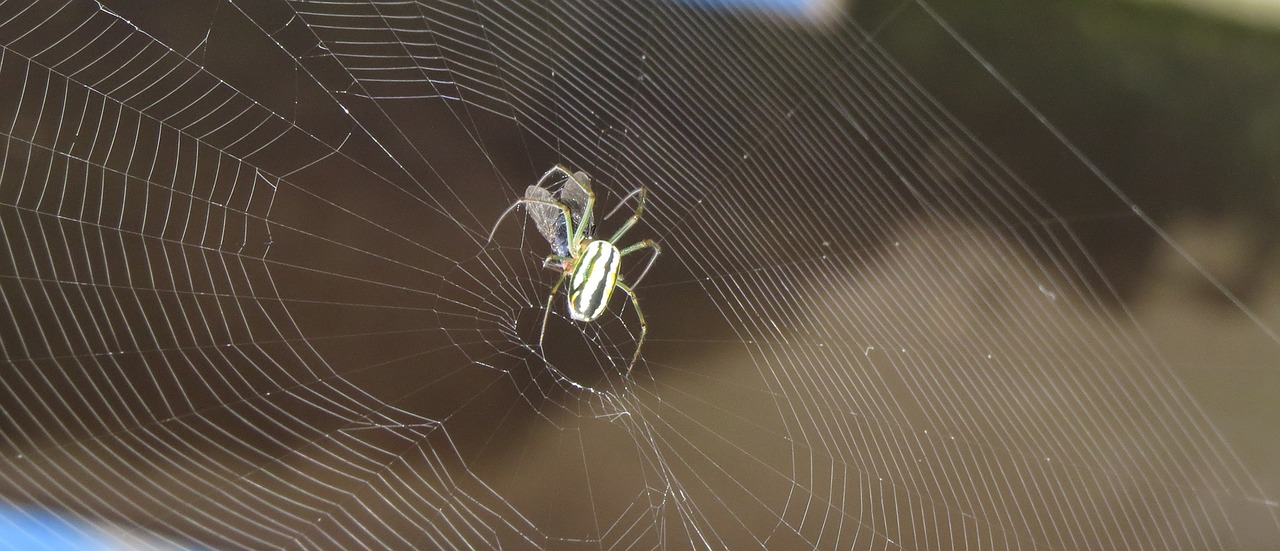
xmin=488 ymin=165 xmax=660 ymax=374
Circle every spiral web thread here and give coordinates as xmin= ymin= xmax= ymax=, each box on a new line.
xmin=0 ymin=0 xmax=1276 ymax=549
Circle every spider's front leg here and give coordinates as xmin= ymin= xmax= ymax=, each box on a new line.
xmin=485 ymin=196 xmax=577 ymax=245
xmin=606 ymin=186 xmax=648 ymax=243
xmin=535 ymin=165 xmax=575 ymax=189
xmin=536 ymin=164 xmax=597 ymax=245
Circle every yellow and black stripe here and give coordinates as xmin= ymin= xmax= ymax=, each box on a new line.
xmin=568 ymin=240 xmax=621 ymax=322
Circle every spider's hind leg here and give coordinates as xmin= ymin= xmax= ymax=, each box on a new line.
xmin=616 ymin=280 xmax=646 ymax=376
xmin=539 ymin=272 xmax=568 ymax=352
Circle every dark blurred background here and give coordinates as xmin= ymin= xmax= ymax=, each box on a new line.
xmin=863 ymin=0 xmax=1280 ymax=500
xmin=866 ymin=0 xmax=1280 ymax=299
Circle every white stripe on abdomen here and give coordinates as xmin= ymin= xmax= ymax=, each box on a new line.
xmin=569 ymin=240 xmax=620 ymax=321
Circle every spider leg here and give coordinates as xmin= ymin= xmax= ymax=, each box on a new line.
xmin=607 ymin=186 xmax=648 ymax=243
xmin=604 ymin=186 xmax=644 ymax=219
xmin=567 ymin=173 xmax=595 ymax=245
xmin=615 ymin=280 xmax=646 ymax=376
xmin=532 ymin=164 xmax=591 ymax=244
xmin=542 ymin=254 xmax=571 ymax=271
xmin=486 ymin=196 xmax=577 ymax=244
xmin=535 ymin=165 xmax=575 ymax=189
xmin=539 ymin=272 xmax=568 ymax=352
xmin=618 ymin=239 xmax=661 ymax=287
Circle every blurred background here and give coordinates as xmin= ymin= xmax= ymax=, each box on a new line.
xmin=0 ymin=0 xmax=1278 ymax=548
xmin=885 ymin=0 xmax=1280 ymax=501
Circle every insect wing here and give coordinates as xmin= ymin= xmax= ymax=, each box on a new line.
xmin=523 ymin=185 xmax=571 ymax=257
xmin=558 ymin=171 xmax=595 ymax=238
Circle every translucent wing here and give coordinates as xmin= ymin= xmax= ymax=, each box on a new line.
xmin=523 ymin=185 xmax=571 ymax=257
xmin=558 ymin=171 xmax=594 ymax=238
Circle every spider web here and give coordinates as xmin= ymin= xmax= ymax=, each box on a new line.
xmin=0 ymin=0 xmax=1277 ymax=549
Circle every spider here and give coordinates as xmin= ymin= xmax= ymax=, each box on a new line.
xmin=489 ymin=165 xmax=660 ymax=374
